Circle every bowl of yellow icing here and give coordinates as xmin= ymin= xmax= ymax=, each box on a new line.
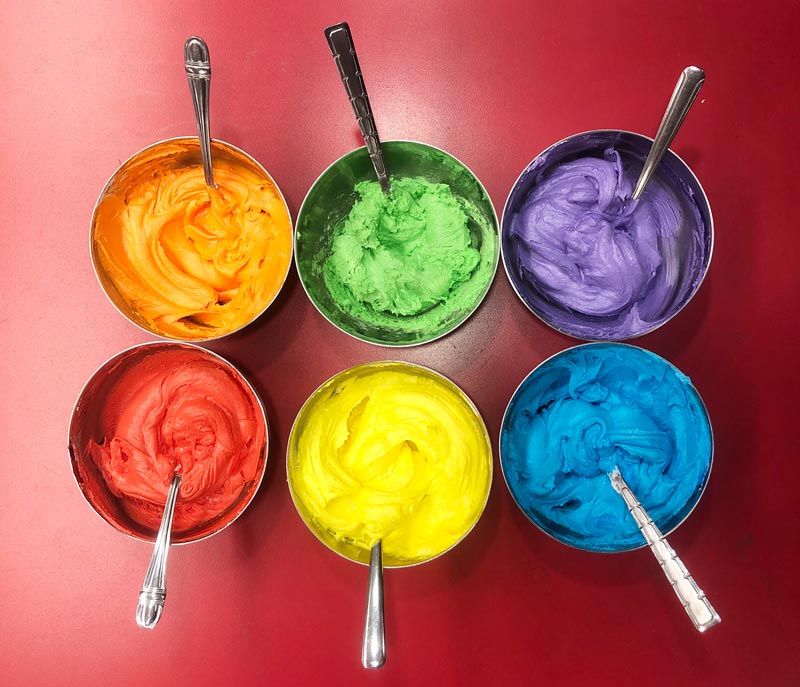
xmin=287 ymin=361 xmax=493 ymax=567
xmin=295 ymin=141 xmax=499 ymax=346
xmin=91 ymin=137 xmax=293 ymax=341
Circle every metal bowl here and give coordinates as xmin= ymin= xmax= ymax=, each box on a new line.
xmin=68 ymin=341 xmax=268 ymax=544
xmin=501 ymin=130 xmax=713 ymax=341
xmin=295 ymin=141 xmax=499 ymax=346
xmin=90 ymin=137 xmax=293 ymax=342
xmin=499 ymin=342 xmax=713 ymax=553
xmin=287 ymin=361 xmax=493 ymax=567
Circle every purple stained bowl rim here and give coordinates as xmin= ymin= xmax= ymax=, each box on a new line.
xmin=500 ymin=129 xmax=714 ymax=341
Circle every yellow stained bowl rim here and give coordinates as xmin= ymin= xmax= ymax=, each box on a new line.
xmin=286 ymin=360 xmax=493 ymax=568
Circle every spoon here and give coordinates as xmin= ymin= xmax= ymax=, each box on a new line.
xmin=609 ymin=468 xmax=720 ymax=632
xmin=325 ymin=21 xmax=388 ymax=667
xmin=362 ymin=541 xmax=386 ymax=669
xmin=324 ymin=22 xmax=391 ymax=195
xmin=631 ymin=66 xmax=705 ymax=200
xmin=136 ymin=472 xmax=182 ymax=629
xmin=184 ymin=36 xmax=217 ymax=189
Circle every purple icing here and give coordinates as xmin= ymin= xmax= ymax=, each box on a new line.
xmin=502 ymin=131 xmax=712 ymax=340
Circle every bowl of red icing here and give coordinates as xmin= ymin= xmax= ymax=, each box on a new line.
xmin=69 ymin=342 xmax=268 ymax=543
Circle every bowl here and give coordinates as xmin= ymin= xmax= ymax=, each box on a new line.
xmin=499 ymin=342 xmax=713 ymax=552
xmin=91 ymin=137 xmax=293 ymax=342
xmin=295 ymin=140 xmax=499 ymax=346
xmin=287 ymin=361 xmax=492 ymax=566
xmin=501 ymin=130 xmax=713 ymax=340
xmin=69 ymin=341 xmax=268 ymax=544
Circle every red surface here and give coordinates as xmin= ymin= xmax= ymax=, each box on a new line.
xmin=2 ymin=1 xmax=798 ymax=685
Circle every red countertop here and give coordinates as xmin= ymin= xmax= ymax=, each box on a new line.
xmin=2 ymin=1 xmax=798 ymax=685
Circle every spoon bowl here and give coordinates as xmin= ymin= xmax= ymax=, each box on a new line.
xmin=287 ymin=361 xmax=493 ymax=566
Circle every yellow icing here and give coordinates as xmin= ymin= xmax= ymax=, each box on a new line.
xmin=288 ymin=362 xmax=492 ymax=566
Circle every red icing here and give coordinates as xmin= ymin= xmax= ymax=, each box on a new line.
xmin=85 ymin=349 xmax=265 ymax=534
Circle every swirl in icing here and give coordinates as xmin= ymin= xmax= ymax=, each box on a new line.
xmin=500 ymin=344 xmax=711 ymax=551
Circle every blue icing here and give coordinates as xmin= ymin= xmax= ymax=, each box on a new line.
xmin=500 ymin=344 xmax=712 ymax=552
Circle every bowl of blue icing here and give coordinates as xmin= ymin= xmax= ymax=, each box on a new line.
xmin=499 ymin=343 xmax=713 ymax=552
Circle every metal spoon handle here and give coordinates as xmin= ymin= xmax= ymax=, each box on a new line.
xmin=136 ymin=473 xmax=182 ymax=629
xmin=324 ymin=22 xmax=391 ymax=195
xmin=362 ymin=541 xmax=386 ymax=668
xmin=609 ymin=469 xmax=720 ymax=632
xmin=184 ymin=36 xmax=216 ymax=189
xmin=631 ymin=66 xmax=705 ymax=200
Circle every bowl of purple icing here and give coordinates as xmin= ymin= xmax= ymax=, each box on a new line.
xmin=501 ymin=130 xmax=713 ymax=340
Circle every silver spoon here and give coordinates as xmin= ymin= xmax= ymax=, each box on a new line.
xmin=136 ymin=472 xmax=182 ymax=629
xmin=362 ymin=541 xmax=386 ymax=669
xmin=184 ymin=36 xmax=217 ymax=189
xmin=609 ymin=468 xmax=720 ymax=632
xmin=325 ymin=20 xmax=388 ymax=669
xmin=631 ymin=66 xmax=705 ymax=200
xmin=325 ymin=22 xmax=391 ymax=195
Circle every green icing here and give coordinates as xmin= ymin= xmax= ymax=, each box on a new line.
xmin=322 ymin=177 xmax=496 ymax=337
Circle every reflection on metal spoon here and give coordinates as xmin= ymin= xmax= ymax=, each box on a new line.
xmin=185 ymin=36 xmax=216 ymax=189
xmin=609 ymin=467 xmax=720 ymax=632
xmin=631 ymin=66 xmax=705 ymax=201
xmin=136 ymin=472 xmax=182 ymax=629
xmin=362 ymin=540 xmax=386 ymax=668
xmin=324 ymin=22 xmax=391 ymax=195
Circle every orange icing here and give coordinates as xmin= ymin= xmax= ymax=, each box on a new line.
xmin=93 ymin=139 xmax=292 ymax=339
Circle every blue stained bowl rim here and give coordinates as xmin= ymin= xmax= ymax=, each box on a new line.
xmin=498 ymin=341 xmax=714 ymax=553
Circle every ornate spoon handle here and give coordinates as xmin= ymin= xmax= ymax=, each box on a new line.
xmin=631 ymin=66 xmax=705 ymax=200
xmin=184 ymin=36 xmax=216 ymax=189
xmin=609 ymin=468 xmax=720 ymax=632
xmin=136 ymin=473 xmax=182 ymax=629
xmin=362 ymin=541 xmax=386 ymax=668
xmin=324 ymin=22 xmax=391 ymax=195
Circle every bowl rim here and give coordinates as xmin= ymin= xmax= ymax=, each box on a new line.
xmin=499 ymin=128 xmax=715 ymax=342
xmin=285 ymin=359 xmax=494 ymax=568
xmin=497 ymin=340 xmax=715 ymax=554
xmin=293 ymin=139 xmax=500 ymax=348
xmin=68 ymin=340 xmax=270 ymax=545
xmin=89 ymin=135 xmax=294 ymax=343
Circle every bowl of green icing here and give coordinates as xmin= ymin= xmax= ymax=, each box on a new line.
xmin=295 ymin=141 xmax=499 ymax=346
